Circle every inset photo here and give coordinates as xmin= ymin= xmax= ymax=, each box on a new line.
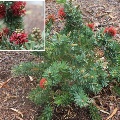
xmin=0 ymin=0 xmax=45 ymax=50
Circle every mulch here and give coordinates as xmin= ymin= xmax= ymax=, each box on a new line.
xmin=0 ymin=52 xmax=40 ymax=120
xmin=0 ymin=0 xmax=120 ymax=120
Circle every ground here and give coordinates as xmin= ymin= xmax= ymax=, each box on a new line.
xmin=0 ymin=0 xmax=120 ymax=120
xmin=0 ymin=52 xmax=39 ymax=120
xmin=24 ymin=1 xmax=44 ymax=34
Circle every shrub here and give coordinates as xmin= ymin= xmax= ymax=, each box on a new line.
xmin=12 ymin=1 xmax=120 ymax=119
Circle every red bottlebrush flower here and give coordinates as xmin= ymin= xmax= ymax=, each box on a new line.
xmin=0 ymin=4 xmax=6 ymax=19
xmin=3 ymin=28 xmax=9 ymax=35
xmin=58 ymin=8 xmax=66 ymax=20
xmin=10 ymin=31 xmax=28 ymax=45
xmin=39 ymin=78 xmax=47 ymax=89
xmin=104 ymin=27 xmax=109 ymax=33
xmin=11 ymin=1 xmax=26 ymax=16
xmin=87 ymin=23 xmax=94 ymax=30
xmin=47 ymin=14 xmax=55 ymax=23
xmin=104 ymin=26 xmax=117 ymax=37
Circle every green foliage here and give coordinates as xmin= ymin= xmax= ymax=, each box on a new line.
xmin=54 ymin=92 xmax=71 ymax=106
xmin=42 ymin=61 xmax=70 ymax=86
xmin=29 ymin=86 xmax=51 ymax=105
xmin=110 ymin=66 xmax=120 ymax=82
xmin=112 ymin=85 xmax=120 ymax=96
xmin=71 ymin=85 xmax=90 ymax=107
xmin=39 ymin=105 xmax=53 ymax=120
xmin=12 ymin=62 xmax=47 ymax=78
xmin=95 ymin=29 xmax=120 ymax=64
xmin=56 ymin=0 xmax=66 ymax=4
xmin=89 ymin=103 xmax=102 ymax=120
xmin=62 ymin=1 xmax=83 ymax=34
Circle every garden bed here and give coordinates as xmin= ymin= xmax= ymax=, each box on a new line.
xmin=0 ymin=0 xmax=120 ymax=120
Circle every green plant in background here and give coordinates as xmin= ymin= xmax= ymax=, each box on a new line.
xmin=12 ymin=1 xmax=120 ymax=119
xmin=0 ymin=1 xmax=44 ymax=50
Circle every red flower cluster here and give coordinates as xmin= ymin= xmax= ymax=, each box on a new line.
xmin=48 ymin=14 xmax=55 ymax=23
xmin=104 ymin=26 xmax=117 ymax=37
xmin=46 ymin=14 xmax=55 ymax=24
xmin=87 ymin=23 xmax=94 ymax=30
xmin=39 ymin=78 xmax=47 ymax=89
xmin=58 ymin=8 xmax=66 ymax=20
xmin=3 ymin=28 xmax=9 ymax=35
xmin=10 ymin=31 xmax=28 ymax=45
xmin=0 ymin=4 xmax=6 ymax=19
xmin=11 ymin=1 xmax=26 ymax=16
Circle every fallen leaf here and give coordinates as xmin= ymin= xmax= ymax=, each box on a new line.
xmin=28 ymin=76 xmax=33 ymax=81
xmin=106 ymin=107 xmax=118 ymax=120
xmin=10 ymin=108 xmax=23 ymax=118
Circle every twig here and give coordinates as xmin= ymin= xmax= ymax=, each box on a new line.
xmin=106 ymin=107 xmax=118 ymax=120
xmin=0 ymin=77 xmax=12 ymax=88
xmin=100 ymin=109 xmax=110 ymax=115
xmin=93 ymin=101 xmax=110 ymax=115
xmin=10 ymin=108 xmax=23 ymax=118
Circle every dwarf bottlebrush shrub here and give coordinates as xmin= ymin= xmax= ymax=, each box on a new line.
xmin=0 ymin=1 xmax=25 ymax=33
xmin=12 ymin=1 xmax=120 ymax=119
xmin=0 ymin=1 xmax=43 ymax=50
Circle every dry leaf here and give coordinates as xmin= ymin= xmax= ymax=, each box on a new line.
xmin=28 ymin=76 xmax=33 ymax=81
xmin=10 ymin=108 xmax=23 ymax=118
xmin=106 ymin=107 xmax=118 ymax=120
